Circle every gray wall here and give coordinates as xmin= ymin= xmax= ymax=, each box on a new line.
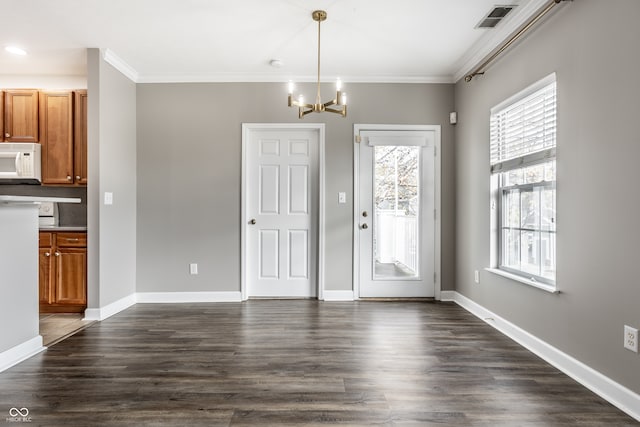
xmin=136 ymin=83 xmax=455 ymax=293
xmin=87 ymin=48 xmax=137 ymax=309
xmin=454 ymin=0 xmax=640 ymax=394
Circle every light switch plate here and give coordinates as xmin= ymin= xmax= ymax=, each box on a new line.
xmin=338 ymin=192 xmax=346 ymax=204
xmin=104 ymin=192 xmax=113 ymax=205
xmin=189 ymin=263 xmax=198 ymax=275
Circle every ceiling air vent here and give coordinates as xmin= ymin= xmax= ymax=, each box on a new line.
xmin=476 ymin=5 xmax=517 ymax=28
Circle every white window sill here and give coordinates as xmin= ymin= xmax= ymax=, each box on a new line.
xmin=485 ymin=268 xmax=559 ymax=294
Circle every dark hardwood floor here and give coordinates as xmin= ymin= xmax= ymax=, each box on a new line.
xmin=1 ymin=301 xmax=637 ymax=426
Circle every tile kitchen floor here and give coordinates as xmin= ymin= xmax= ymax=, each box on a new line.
xmin=39 ymin=313 xmax=95 ymax=347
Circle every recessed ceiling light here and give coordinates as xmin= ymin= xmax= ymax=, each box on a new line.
xmin=5 ymin=46 xmax=27 ymax=55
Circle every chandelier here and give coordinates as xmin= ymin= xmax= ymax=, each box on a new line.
xmin=288 ymin=10 xmax=347 ymax=118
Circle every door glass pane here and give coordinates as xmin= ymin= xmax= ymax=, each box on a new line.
xmin=373 ymin=146 xmax=420 ymax=279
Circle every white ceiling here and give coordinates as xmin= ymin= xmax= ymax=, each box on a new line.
xmin=0 ymin=0 xmax=547 ymax=84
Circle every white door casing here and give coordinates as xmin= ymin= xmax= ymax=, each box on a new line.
xmin=242 ymin=124 xmax=324 ymax=299
xmin=354 ymin=124 xmax=441 ymax=299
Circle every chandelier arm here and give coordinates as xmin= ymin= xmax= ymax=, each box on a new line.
xmin=323 ymin=99 xmax=337 ymax=108
xmin=324 ymin=106 xmax=347 ymax=117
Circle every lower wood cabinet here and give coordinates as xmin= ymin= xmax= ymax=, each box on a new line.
xmin=39 ymin=231 xmax=87 ymax=313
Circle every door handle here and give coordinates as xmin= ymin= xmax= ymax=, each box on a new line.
xmin=361 ymin=223 xmax=368 ymax=230
xmin=362 ymin=211 xmax=368 ymax=217
xmin=249 ymin=219 xmax=257 ymax=225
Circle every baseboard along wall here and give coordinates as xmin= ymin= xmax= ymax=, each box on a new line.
xmin=440 ymin=290 xmax=640 ymax=422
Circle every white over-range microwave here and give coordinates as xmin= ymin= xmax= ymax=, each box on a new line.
xmin=0 ymin=143 xmax=42 ymax=184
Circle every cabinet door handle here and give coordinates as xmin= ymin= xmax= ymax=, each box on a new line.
xmin=5 ymin=133 xmax=9 ymax=138
xmin=45 ymin=252 xmax=50 ymax=257
xmin=67 ymin=176 xmax=72 ymax=181
xmin=65 ymin=238 xmax=79 ymax=242
xmin=76 ymin=176 xmax=81 ymax=180
xmin=54 ymin=252 xmax=60 ymax=257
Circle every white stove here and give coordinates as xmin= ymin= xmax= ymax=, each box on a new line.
xmin=38 ymin=201 xmax=58 ymax=227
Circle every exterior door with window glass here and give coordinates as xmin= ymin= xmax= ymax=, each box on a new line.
xmin=357 ymin=130 xmax=436 ymax=298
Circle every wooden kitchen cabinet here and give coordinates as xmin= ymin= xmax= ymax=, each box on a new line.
xmin=73 ymin=90 xmax=88 ymax=185
xmin=0 ymin=92 xmax=4 ymax=141
xmin=3 ymin=89 xmax=39 ymax=142
xmin=40 ymin=91 xmax=74 ymax=185
xmin=39 ymin=231 xmax=87 ymax=313
xmin=39 ymin=90 xmax=87 ymax=186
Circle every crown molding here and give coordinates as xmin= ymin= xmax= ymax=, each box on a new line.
xmin=452 ymin=0 xmax=549 ymax=83
xmin=102 ymin=48 xmax=139 ymax=82
xmin=135 ymin=73 xmax=454 ymax=84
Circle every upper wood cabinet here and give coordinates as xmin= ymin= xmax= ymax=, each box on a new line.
xmin=0 ymin=92 xmax=4 ymax=141
xmin=39 ymin=89 xmax=87 ymax=186
xmin=3 ymin=89 xmax=39 ymax=142
xmin=74 ymin=90 xmax=88 ymax=185
xmin=40 ymin=91 xmax=74 ymax=184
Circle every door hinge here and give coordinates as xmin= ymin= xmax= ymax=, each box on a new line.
xmin=434 ymin=272 xmax=437 ymax=283
xmin=434 ymin=209 xmax=437 ymax=220
xmin=355 ymin=135 xmax=362 ymax=144
xmin=434 ymin=146 xmax=437 ymax=156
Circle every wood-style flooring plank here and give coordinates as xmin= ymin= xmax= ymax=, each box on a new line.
xmin=0 ymin=300 xmax=637 ymax=426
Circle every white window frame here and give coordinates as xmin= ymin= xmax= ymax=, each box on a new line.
xmin=487 ymin=73 xmax=558 ymax=293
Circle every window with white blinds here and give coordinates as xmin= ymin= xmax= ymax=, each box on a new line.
xmin=490 ymin=76 xmax=556 ymax=173
xmin=489 ymin=74 xmax=557 ymax=289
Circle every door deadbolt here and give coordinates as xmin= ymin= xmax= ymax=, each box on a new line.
xmin=361 ymin=223 xmax=368 ymax=229
xmin=362 ymin=211 xmax=368 ymax=217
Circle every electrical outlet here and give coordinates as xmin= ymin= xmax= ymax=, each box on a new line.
xmin=624 ymin=325 xmax=638 ymax=353
xmin=189 ymin=263 xmax=198 ymax=275
xmin=474 ymin=270 xmax=480 ymax=284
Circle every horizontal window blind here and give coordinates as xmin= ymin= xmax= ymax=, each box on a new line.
xmin=490 ymin=81 xmax=556 ymax=172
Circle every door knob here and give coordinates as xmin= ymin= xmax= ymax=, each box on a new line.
xmin=249 ymin=219 xmax=257 ymax=225
xmin=361 ymin=223 xmax=368 ymax=229
xmin=362 ymin=211 xmax=368 ymax=217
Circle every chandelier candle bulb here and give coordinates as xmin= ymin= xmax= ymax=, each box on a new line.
xmin=342 ymin=93 xmax=347 ymax=105
xmin=288 ymin=81 xmax=294 ymax=94
xmin=336 ymin=79 xmax=342 ymax=91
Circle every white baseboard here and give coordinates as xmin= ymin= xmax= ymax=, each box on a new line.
xmin=322 ymin=290 xmax=355 ymax=301
xmin=84 ymin=293 xmax=137 ymax=321
xmin=447 ymin=291 xmax=640 ymax=422
xmin=0 ymin=336 xmax=45 ymax=373
xmin=136 ymin=291 xmax=242 ymax=303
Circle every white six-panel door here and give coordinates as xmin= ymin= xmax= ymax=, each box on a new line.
xmin=244 ymin=126 xmax=319 ymax=298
